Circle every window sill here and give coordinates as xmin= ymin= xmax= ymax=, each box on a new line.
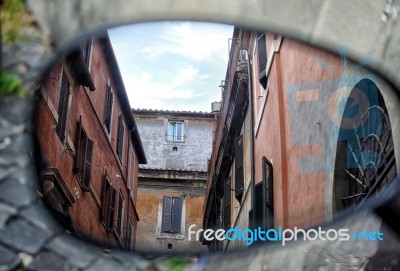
xmin=166 ymin=140 xmax=185 ymax=144
xmin=156 ymin=232 xmax=185 ymax=240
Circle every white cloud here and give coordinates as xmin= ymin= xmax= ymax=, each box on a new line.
xmin=124 ymin=65 xmax=208 ymax=107
xmin=139 ymin=22 xmax=231 ymax=63
xmin=109 ymin=21 xmax=233 ymax=111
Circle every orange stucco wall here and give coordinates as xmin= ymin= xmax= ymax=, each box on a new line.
xmin=253 ymin=38 xmax=342 ymax=228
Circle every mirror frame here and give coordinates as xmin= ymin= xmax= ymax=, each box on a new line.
xmin=2 ymin=0 xmax=400 ymax=270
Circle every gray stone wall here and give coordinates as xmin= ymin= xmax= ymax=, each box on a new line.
xmin=134 ymin=112 xmax=215 ymax=172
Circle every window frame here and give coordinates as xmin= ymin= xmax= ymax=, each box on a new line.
xmin=74 ymin=116 xmax=93 ymax=192
xmin=167 ymin=121 xmax=184 ymax=142
xmin=161 ymin=196 xmax=183 ymax=234
xmin=101 ymin=174 xmax=117 ymax=232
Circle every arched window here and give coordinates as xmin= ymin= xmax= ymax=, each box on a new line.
xmin=334 ymin=79 xmax=398 ymax=211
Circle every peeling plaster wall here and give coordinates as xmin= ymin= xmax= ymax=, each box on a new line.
xmin=133 ymin=112 xmax=216 ymax=171
xmin=133 ymin=111 xmax=216 ymax=254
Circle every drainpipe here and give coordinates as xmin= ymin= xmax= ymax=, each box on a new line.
xmin=243 ymin=48 xmax=255 ymax=228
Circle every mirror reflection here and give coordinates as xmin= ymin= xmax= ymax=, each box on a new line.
xmin=34 ymin=22 xmax=399 ymax=254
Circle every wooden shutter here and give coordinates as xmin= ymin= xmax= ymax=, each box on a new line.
xmin=235 ymin=136 xmax=244 ymax=201
xmin=253 ymin=181 xmax=264 ymax=229
xmin=56 ymin=71 xmax=70 ymax=142
xmin=263 ymin=157 xmax=274 ymax=229
xmin=253 ymin=182 xmax=264 ymax=231
xmin=74 ymin=116 xmax=82 ymax=172
xmin=257 ymin=33 xmax=268 ymax=89
xmin=223 ymin=178 xmax=231 ymax=230
xmin=162 ymin=196 xmax=182 ymax=233
xmin=101 ymin=176 xmax=111 ymax=224
xmin=171 ymin=197 xmax=182 ymax=233
xmin=74 ymin=118 xmax=92 ymax=191
xmin=107 ymin=187 xmax=116 ymax=230
xmin=162 ymin=196 xmax=173 ymax=232
xmin=81 ymin=138 xmax=93 ymax=191
xmin=117 ymin=115 xmax=124 ymax=161
xmin=104 ymin=86 xmax=113 ymax=133
xmin=252 ymin=157 xmax=274 ymax=231
xmin=248 ymin=209 xmax=254 ymax=230
xmin=117 ymin=192 xmax=124 ymax=235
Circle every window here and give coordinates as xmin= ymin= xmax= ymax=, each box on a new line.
xmin=101 ymin=175 xmax=117 ymax=231
xmin=235 ymin=136 xmax=244 ymax=201
xmin=223 ymin=178 xmax=231 ymax=230
xmin=117 ymin=114 xmax=124 ymax=162
xmin=55 ymin=71 xmax=70 ymax=143
xmin=161 ymin=196 xmax=182 ymax=233
xmin=167 ymin=121 xmax=184 ymax=142
xmin=116 ymin=191 xmax=124 ymax=236
xmin=253 ymin=157 xmax=273 ymax=230
xmin=75 ymin=117 xmax=93 ymax=191
xmin=103 ymin=84 xmax=113 ymax=134
xmin=256 ymin=32 xmax=268 ymax=89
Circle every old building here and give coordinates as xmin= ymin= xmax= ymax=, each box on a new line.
xmin=36 ymin=32 xmax=147 ymax=250
xmin=203 ymin=27 xmax=399 ymax=251
xmin=132 ymin=109 xmax=217 ymax=255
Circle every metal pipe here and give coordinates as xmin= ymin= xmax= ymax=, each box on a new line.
xmin=242 ymin=46 xmax=256 ymax=229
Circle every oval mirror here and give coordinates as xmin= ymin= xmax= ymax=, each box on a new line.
xmin=33 ymin=21 xmax=400 ymax=258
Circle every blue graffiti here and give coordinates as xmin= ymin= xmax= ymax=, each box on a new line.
xmin=286 ymin=46 xmax=382 ymax=173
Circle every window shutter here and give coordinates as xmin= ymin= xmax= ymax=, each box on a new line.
xmin=74 ymin=116 xmax=82 ymax=172
xmin=107 ymin=187 xmax=116 ymax=230
xmin=74 ymin=118 xmax=92 ymax=191
xmin=101 ymin=177 xmax=111 ymax=223
xmin=235 ymin=136 xmax=244 ymax=201
xmin=117 ymin=115 xmax=124 ymax=161
xmin=104 ymin=86 xmax=113 ymax=133
xmin=171 ymin=197 xmax=182 ymax=233
xmin=223 ymin=178 xmax=231 ymax=230
xmin=162 ymin=197 xmax=172 ymax=232
xmin=248 ymin=209 xmax=254 ymax=230
xmin=253 ymin=181 xmax=264 ymax=229
xmin=263 ymin=157 xmax=274 ymax=229
xmin=117 ymin=192 xmax=124 ymax=235
xmin=257 ymin=33 xmax=268 ymax=89
xmin=56 ymin=71 xmax=70 ymax=142
xmin=82 ymin=138 xmax=93 ymax=191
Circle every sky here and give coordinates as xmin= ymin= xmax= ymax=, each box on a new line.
xmin=108 ymin=21 xmax=234 ymax=112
